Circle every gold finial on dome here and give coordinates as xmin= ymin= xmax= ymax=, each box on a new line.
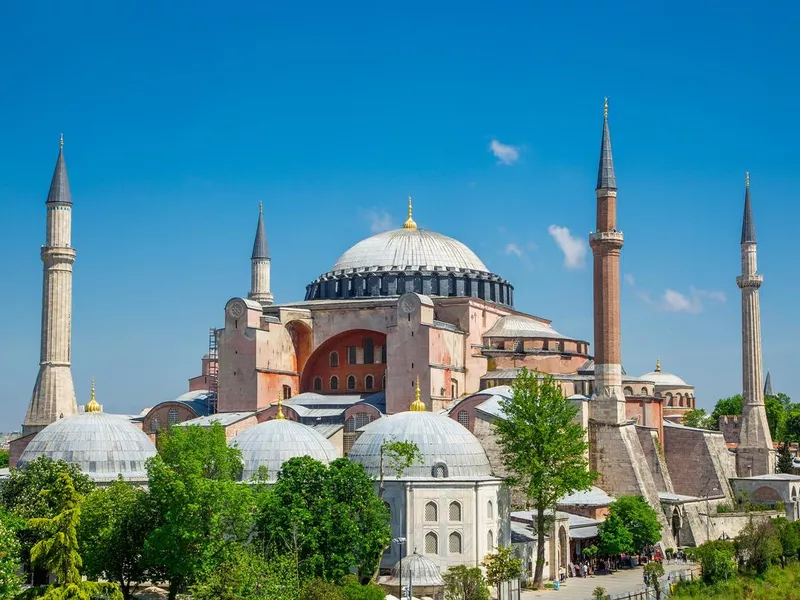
xmin=403 ymin=196 xmax=417 ymax=230
xmin=655 ymin=357 xmax=661 ymax=372
xmin=59 ymin=133 xmax=64 ymax=148
xmin=275 ymin=389 xmax=285 ymax=420
xmin=746 ymin=171 xmax=750 ymax=188
xmin=259 ymin=200 xmax=263 ymax=214
xmin=603 ymin=97 xmax=609 ymax=119
xmin=410 ymin=376 xmax=426 ymax=412
xmin=85 ymin=378 xmax=101 ymax=413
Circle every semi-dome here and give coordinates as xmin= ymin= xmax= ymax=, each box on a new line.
xmin=331 ymin=228 xmax=489 ymax=273
xmin=229 ymin=418 xmax=339 ymax=481
xmin=483 ymin=314 xmax=569 ymax=339
xmin=640 ymin=358 xmax=692 ymax=388
xmin=348 ymin=410 xmax=493 ymax=479
xmin=18 ymin=411 xmax=157 ymax=482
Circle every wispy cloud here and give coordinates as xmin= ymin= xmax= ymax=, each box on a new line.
xmin=624 ymin=273 xmax=636 ymax=286
xmin=505 ymin=243 xmax=524 ymax=258
xmin=626 ymin=275 xmax=726 ymax=314
xmin=365 ymin=209 xmax=395 ymax=234
xmin=547 ymin=225 xmax=587 ymax=269
xmin=489 ymin=140 xmax=520 ymax=165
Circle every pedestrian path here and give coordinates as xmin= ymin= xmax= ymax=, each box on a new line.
xmin=520 ymin=562 xmax=698 ymax=599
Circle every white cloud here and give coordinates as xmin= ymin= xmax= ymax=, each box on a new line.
xmin=366 ymin=210 xmax=394 ymax=234
xmin=626 ymin=276 xmax=725 ymax=314
xmin=624 ymin=273 xmax=636 ymax=286
xmin=505 ymin=243 xmax=524 ymax=258
xmin=547 ymin=225 xmax=587 ymax=269
xmin=661 ymin=289 xmax=701 ymax=313
xmin=489 ymin=140 xmax=520 ymax=165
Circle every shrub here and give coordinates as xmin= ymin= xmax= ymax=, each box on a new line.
xmin=694 ymin=540 xmax=736 ymax=584
xmin=300 ymin=579 xmax=343 ymax=600
xmin=737 ymin=519 xmax=783 ymax=575
xmin=592 ymin=586 xmax=608 ymax=600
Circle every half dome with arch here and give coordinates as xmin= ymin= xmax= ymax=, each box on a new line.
xmin=229 ymin=417 xmax=339 ymax=481
xmin=304 ymin=202 xmax=514 ymax=306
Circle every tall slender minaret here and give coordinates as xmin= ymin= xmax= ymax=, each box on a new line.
xmin=736 ymin=172 xmax=773 ymax=476
xmin=589 ymin=98 xmax=626 ymax=424
xmin=23 ymin=135 xmax=78 ymax=434
xmin=248 ymin=202 xmax=273 ymax=306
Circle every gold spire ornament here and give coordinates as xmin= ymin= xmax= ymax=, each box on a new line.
xmin=655 ymin=357 xmax=661 ymax=372
xmin=410 ymin=376 xmax=426 ymax=412
xmin=275 ymin=389 xmax=285 ymax=420
xmin=59 ymin=133 xmax=64 ymax=148
xmin=603 ymin=97 xmax=609 ymax=119
xmin=259 ymin=200 xmax=263 ymax=214
xmin=746 ymin=172 xmax=750 ymax=188
xmin=403 ymin=196 xmax=417 ymax=230
xmin=85 ymin=378 xmax=101 ymax=413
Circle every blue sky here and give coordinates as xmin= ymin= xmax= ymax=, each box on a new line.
xmin=2 ymin=1 xmax=799 ymax=431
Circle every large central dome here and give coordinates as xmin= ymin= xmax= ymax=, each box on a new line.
xmin=305 ymin=205 xmax=514 ymax=306
xmin=331 ymin=228 xmax=489 ymax=273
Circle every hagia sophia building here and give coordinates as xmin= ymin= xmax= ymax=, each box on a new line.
xmin=8 ymin=102 xmax=788 ymax=581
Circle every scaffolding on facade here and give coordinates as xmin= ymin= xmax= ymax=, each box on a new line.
xmin=207 ymin=327 xmax=219 ymax=413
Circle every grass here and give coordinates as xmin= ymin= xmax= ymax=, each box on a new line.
xmin=672 ymin=563 xmax=800 ymax=599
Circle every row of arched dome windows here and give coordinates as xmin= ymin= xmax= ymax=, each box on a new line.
xmin=312 ymin=374 xmax=382 ymax=392
xmin=422 ymin=530 xmax=494 ymax=555
xmin=424 ymin=500 xmax=493 ymax=522
xmin=622 ymin=386 xmax=650 ymax=396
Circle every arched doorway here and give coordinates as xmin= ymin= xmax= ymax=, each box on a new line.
xmin=558 ymin=526 xmax=568 ymax=573
xmin=671 ymin=508 xmax=682 ymax=547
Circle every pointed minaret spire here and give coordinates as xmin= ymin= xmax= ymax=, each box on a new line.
xmin=741 ymin=172 xmax=756 ymax=244
xmin=764 ymin=370 xmax=774 ymax=397
xmin=47 ymin=134 xmax=72 ymax=205
xmin=248 ymin=203 xmax=274 ymax=306
xmin=596 ymin=97 xmax=617 ymax=191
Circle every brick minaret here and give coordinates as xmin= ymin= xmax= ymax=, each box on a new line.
xmin=589 ymin=99 xmax=626 ymax=424
xmin=24 ymin=135 xmax=78 ymax=434
xmin=736 ymin=173 xmax=773 ymax=476
xmin=248 ymin=202 xmax=273 ymax=306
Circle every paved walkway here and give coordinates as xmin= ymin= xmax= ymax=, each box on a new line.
xmin=520 ymin=562 xmax=698 ymax=599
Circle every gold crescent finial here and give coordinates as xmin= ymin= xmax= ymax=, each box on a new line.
xmin=85 ymin=378 xmax=101 ymax=413
xmin=259 ymin=201 xmax=263 ymax=214
xmin=603 ymin=97 xmax=609 ymax=119
xmin=403 ymin=196 xmax=417 ymax=230
xmin=59 ymin=133 xmax=64 ymax=148
xmin=655 ymin=357 xmax=661 ymax=372
xmin=410 ymin=376 xmax=426 ymax=411
xmin=746 ymin=172 xmax=750 ymax=188
xmin=275 ymin=389 xmax=285 ymax=420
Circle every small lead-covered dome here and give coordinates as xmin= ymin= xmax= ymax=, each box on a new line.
xmin=229 ymin=418 xmax=339 ymax=481
xmin=348 ymin=411 xmax=492 ymax=479
xmin=18 ymin=410 xmax=157 ymax=482
xmin=640 ymin=358 xmax=692 ymax=388
xmin=389 ymin=552 xmax=445 ymax=587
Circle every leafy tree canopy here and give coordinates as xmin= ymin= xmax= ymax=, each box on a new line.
xmin=682 ymin=409 xmax=713 ymax=429
xmin=0 ymin=449 xmax=8 ymax=469
xmin=607 ymin=496 xmax=662 ymax=551
xmin=0 ymin=507 xmax=23 ymax=598
xmin=482 ymin=545 xmax=523 ymax=598
xmin=493 ymin=368 xmax=595 ymax=588
xmin=598 ymin=513 xmax=633 ymax=558
xmin=693 ymin=540 xmax=736 ymax=584
xmin=442 ymin=564 xmax=490 ymax=600
xmin=777 ymin=443 xmax=794 ymax=474
xmin=710 ymin=393 xmax=789 ymax=440
xmin=737 ymin=519 xmax=782 ymax=575
xmin=710 ymin=395 xmax=743 ymax=429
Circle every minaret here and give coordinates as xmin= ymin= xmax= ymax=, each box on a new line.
xmin=736 ymin=172 xmax=773 ymax=476
xmin=589 ymin=98 xmax=626 ymax=424
xmin=23 ymin=135 xmax=78 ymax=434
xmin=764 ymin=370 xmax=774 ymax=397
xmin=248 ymin=202 xmax=273 ymax=306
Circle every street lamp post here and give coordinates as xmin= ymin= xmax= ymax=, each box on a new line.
xmin=392 ymin=537 xmax=406 ymax=598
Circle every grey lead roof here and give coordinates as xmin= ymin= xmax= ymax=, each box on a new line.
xmin=251 ymin=208 xmax=269 ymax=259
xmin=596 ymin=107 xmax=616 ymax=191
xmin=741 ymin=183 xmax=756 ymax=243
xmin=47 ymin=143 xmax=72 ymax=205
xmin=764 ymin=370 xmax=774 ymax=396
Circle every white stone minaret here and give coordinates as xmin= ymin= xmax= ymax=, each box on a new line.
xmin=248 ymin=202 xmax=273 ymax=306
xmin=23 ymin=135 xmax=78 ymax=434
xmin=736 ymin=172 xmax=773 ymax=476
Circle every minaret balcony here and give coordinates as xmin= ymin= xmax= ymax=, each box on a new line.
xmin=737 ymin=274 xmax=763 ymax=289
xmin=589 ymin=231 xmax=624 ymax=248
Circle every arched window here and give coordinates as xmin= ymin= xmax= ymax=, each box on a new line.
xmin=168 ymin=407 xmax=180 ymax=424
xmin=152 ymin=417 xmax=161 ymax=431
xmin=487 ymin=530 xmax=494 ymax=550
xmin=413 ymin=273 xmax=423 ymax=293
xmin=364 ymin=337 xmax=374 ymax=364
xmin=457 ymin=410 xmax=470 ymax=429
xmin=348 ymin=346 xmax=357 ymax=365
xmin=329 ymin=351 xmax=339 ymax=367
xmin=677 ymin=393 xmax=684 ymax=407
xmin=382 ymin=373 xmax=386 ymax=389
xmin=641 ymin=386 xmax=648 ymax=396
xmin=432 ymin=462 xmax=448 ymax=478
xmin=451 ymin=380 xmax=458 ymax=399
xmin=424 ymin=502 xmax=438 ymax=522
xmin=365 ymin=375 xmax=374 ymax=390
xmin=313 ymin=376 xmax=322 ymax=392
xmin=330 ymin=376 xmax=339 ymax=391
xmin=282 ymin=385 xmax=292 ymax=399
xmin=448 ymin=532 xmax=463 ymax=554
xmin=623 ymin=386 xmax=633 ymax=395
xmin=449 ymin=501 xmax=462 ymax=522
xmin=347 ymin=375 xmax=356 ymax=390
xmin=425 ymin=532 xmax=438 ymax=554
xmin=487 ymin=500 xmax=494 ymax=519
xmin=665 ymin=393 xmax=673 ymax=406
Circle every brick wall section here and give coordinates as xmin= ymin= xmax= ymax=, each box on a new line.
xmin=635 ymin=427 xmax=674 ymax=493
xmin=663 ymin=426 xmax=735 ymax=499
xmin=718 ymin=415 xmax=741 ymax=445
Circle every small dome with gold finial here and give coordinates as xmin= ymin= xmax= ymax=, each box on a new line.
xmin=410 ymin=377 xmax=426 ymax=412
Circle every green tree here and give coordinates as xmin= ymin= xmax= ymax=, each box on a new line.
xmin=0 ymin=508 xmax=23 ymax=598
xmin=482 ymin=545 xmax=522 ymax=600
xmin=737 ymin=519 xmax=782 ymax=575
xmin=144 ymin=423 xmax=255 ymax=600
xmin=493 ymin=368 xmax=596 ymax=588
xmin=710 ymin=395 xmax=743 ymax=429
xmin=766 ymin=396 xmax=788 ymax=441
xmin=777 ymin=442 xmax=794 ymax=474
xmin=442 ymin=565 xmax=490 ymax=600
xmin=78 ymin=479 xmax=158 ymax=600
xmin=774 ymin=517 xmax=799 ymax=559
xmin=256 ymin=456 xmax=390 ymax=584
xmin=643 ymin=561 xmax=664 ymax=600
xmin=300 ymin=579 xmax=343 ymax=600
xmin=694 ymin=540 xmax=735 ymax=584
xmin=378 ymin=439 xmax=422 ymax=499
xmin=592 ymin=587 xmax=608 ymax=600
xmin=598 ymin=513 xmax=633 ymax=559
xmin=1 ymin=456 xmax=92 ymax=583
xmin=339 ymin=575 xmax=386 ymax=600
xmin=0 ymin=449 xmax=9 ymax=468
xmin=28 ymin=473 xmax=83 ymax=586
xmin=785 ymin=411 xmax=800 ymax=443
xmin=682 ymin=409 xmax=712 ymax=429
xmin=607 ymin=496 xmax=662 ymax=552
